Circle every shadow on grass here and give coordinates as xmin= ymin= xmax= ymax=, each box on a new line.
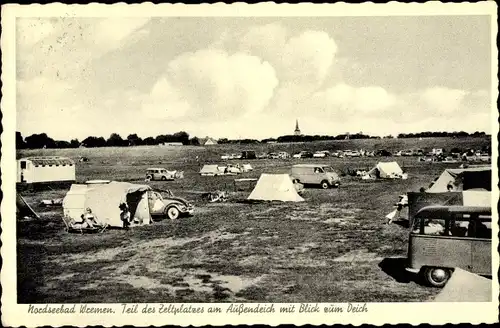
xmin=378 ymin=257 xmax=416 ymax=284
xmin=392 ymin=219 xmax=410 ymax=229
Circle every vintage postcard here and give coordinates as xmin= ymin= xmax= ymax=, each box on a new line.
xmin=1 ymin=2 xmax=499 ymax=327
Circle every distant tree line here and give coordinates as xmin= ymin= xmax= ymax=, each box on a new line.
xmin=16 ymin=130 xmax=490 ymax=149
xmin=397 ymin=131 xmax=488 ymax=139
xmin=16 ymin=131 xmax=199 ymax=149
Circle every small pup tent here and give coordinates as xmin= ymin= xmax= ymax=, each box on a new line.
xmin=199 ymin=165 xmax=222 ymax=176
xmin=16 ymin=193 xmax=41 ymax=220
xmin=63 ymin=181 xmax=152 ymax=228
xmin=427 ymin=167 xmax=491 ymax=193
xmin=433 ymin=268 xmax=491 ymax=302
xmin=242 ymin=164 xmax=253 ymax=172
xmin=247 ymin=174 xmax=304 ymax=202
xmin=17 ymin=156 xmax=76 ymax=184
xmin=366 ymin=162 xmax=404 ymax=179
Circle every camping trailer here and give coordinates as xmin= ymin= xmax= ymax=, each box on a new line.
xmin=17 ymin=156 xmax=76 ymax=184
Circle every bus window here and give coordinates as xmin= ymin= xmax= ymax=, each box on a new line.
xmin=413 ymin=217 xmax=447 ymax=235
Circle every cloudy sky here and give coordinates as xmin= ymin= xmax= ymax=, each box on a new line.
xmin=16 ymin=15 xmax=493 ymax=140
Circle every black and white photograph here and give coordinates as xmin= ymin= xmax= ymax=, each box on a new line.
xmin=1 ymin=2 xmax=498 ymax=326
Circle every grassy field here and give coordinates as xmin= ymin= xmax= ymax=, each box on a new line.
xmin=16 ymin=137 xmax=491 ymax=303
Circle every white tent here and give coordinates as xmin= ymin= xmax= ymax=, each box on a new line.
xmin=242 ymin=164 xmax=253 ymax=172
xmin=199 ymin=165 xmax=222 ymax=176
xmin=367 ymin=162 xmax=404 ymax=179
xmin=433 ymin=268 xmax=491 ymax=302
xmin=63 ymin=181 xmax=152 ymax=228
xmin=247 ymin=174 xmax=304 ymax=202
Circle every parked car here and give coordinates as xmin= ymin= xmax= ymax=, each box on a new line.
xmin=229 ymin=153 xmax=242 ymax=160
xmin=331 ymin=151 xmax=344 ymax=158
xmin=278 ymin=151 xmax=290 ymax=159
xmin=145 ymin=168 xmax=175 ymax=181
xmin=268 ymin=152 xmax=280 ymax=159
xmin=221 ymin=154 xmax=230 ymax=160
xmin=350 ymin=150 xmax=361 ymax=157
xmin=313 ymin=150 xmax=330 ymax=158
xmin=256 ymin=152 xmax=268 ymax=159
xmin=293 ymin=151 xmax=314 ymax=159
xmin=291 ymin=164 xmax=341 ymax=189
xmin=376 ymin=149 xmax=392 ymax=157
xmin=148 ymin=190 xmax=194 ymax=220
xmin=415 ymin=149 xmax=425 ymax=156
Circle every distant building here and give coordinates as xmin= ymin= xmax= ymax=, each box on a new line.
xmin=159 ymin=142 xmax=183 ymax=147
xmin=294 ymin=119 xmax=302 ymax=136
xmin=199 ymin=137 xmax=218 ymax=146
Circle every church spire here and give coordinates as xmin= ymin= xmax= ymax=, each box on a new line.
xmin=294 ymin=119 xmax=301 ymax=136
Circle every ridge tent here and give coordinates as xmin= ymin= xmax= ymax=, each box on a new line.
xmin=200 ymin=165 xmax=222 ymax=176
xmin=247 ymin=174 xmax=304 ymax=202
xmin=63 ymin=181 xmax=152 ymax=228
xmin=16 ymin=193 xmax=41 ymax=220
xmin=433 ymin=268 xmax=491 ymax=302
xmin=366 ymin=162 xmax=404 ymax=179
xmin=427 ymin=167 xmax=491 ymax=193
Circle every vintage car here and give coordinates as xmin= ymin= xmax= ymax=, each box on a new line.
xmin=148 ymin=190 xmax=194 ymax=220
xmin=293 ymin=151 xmax=314 ymax=159
xmin=145 ymin=168 xmax=175 ymax=181
xmin=313 ymin=150 xmax=330 ymax=158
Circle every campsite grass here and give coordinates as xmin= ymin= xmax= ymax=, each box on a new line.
xmin=15 ymin=137 xmax=490 ymax=303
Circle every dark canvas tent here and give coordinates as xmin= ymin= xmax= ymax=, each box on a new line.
xmin=16 ymin=193 xmax=40 ymax=220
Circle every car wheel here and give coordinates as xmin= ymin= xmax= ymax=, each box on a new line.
xmin=320 ymin=180 xmax=329 ymax=189
xmin=161 ymin=176 xmax=167 ymax=181
xmin=166 ymin=206 xmax=180 ymax=220
xmin=145 ymin=175 xmax=152 ymax=181
xmin=423 ymin=267 xmax=451 ymax=287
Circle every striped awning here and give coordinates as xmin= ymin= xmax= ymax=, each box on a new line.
xmin=23 ymin=156 xmax=75 ymax=166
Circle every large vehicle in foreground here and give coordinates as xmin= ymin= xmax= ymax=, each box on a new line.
xmin=291 ymin=164 xmax=340 ymax=189
xmin=406 ymin=205 xmax=491 ymax=287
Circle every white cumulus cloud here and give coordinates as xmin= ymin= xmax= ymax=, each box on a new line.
xmin=141 ymin=49 xmax=279 ymax=120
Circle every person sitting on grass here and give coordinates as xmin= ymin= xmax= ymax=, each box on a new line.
xmin=81 ymin=207 xmax=99 ymax=228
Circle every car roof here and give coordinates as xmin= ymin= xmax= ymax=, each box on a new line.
xmin=416 ymin=205 xmax=491 ymax=218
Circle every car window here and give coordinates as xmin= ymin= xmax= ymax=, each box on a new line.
xmin=314 ymin=168 xmax=324 ymax=173
xmin=323 ymin=167 xmax=333 ymax=172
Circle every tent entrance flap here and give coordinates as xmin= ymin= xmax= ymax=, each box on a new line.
xmin=127 ymin=190 xmax=151 ymax=225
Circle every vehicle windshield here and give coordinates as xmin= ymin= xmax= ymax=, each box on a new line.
xmin=323 ymin=166 xmax=334 ymax=172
